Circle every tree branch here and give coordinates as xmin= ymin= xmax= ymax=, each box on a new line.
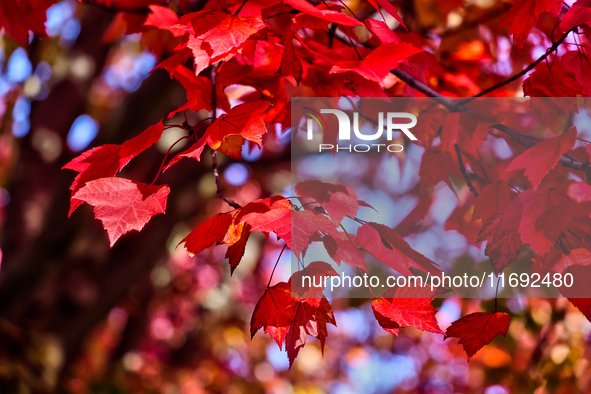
xmin=454 ymin=144 xmax=479 ymax=197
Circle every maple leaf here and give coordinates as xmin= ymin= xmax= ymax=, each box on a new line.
xmin=200 ymin=14 xmax=266 ymax=60
xmin=283 ymin=0 xmax=363 ymax=26
xmin=200 ymin=101 xmax=272 ymax=160
xmin=364 ymin=19 xmax=401 ymax=45
xmin=329 ymin=42 xmax=422 ymax=85
xmin=498 ymin=0 xmax=562 ymax=49
xmin=151 ymin=48 xmax=193 ymax=77
xmin=366 ymin=0 xmax=406 ymax=28
xmin=285 ymin=296 xmax=336 ymax=367
xmin=322 ymin=233 xmax=367 ymax=272
xmin=294 ymin=181 xmax=364 ymax=224
xmin=73 ymin=178 xmax=170 ymax=247
xmin=162 ymin=141 xmax=206 ymax=173
xmin=523 ymin=71 xmax=586 ymax=119
xmin=63 ymin=121 xmax=164 ymax=215
xmin=0 ymin=0 xmax=54 ymax=46
xmin=505 ymin=127 xmax=577 ymax=190
xmin=477 ymin=209 xmax=522 ymax=274
xmin=236 ymin=196 xmax=292 ymax=247
xmin=419 ymin=149 xmax=456 ymax=192
xmin=291 ymin=209 xmax=340 ymax=258
xmin=519 ymin=184 xmax=591 ymax=257
xmin=444 ymin=312 xmax=511 ymax=360
xmin=223 ymin=221 xmax=252 ymax=274
xmin=560 ymin=4 xmax=591 ymax=31
xmin=357 ymin=222 xmax=440 ymax=276
xmin=180 ymin=212 xmax=233 ymax=255
xmin=145 ymin=5 xmax=178 ymax=30
xmin=278 ymin=31 xmax=303 ymax=85
xmin=250 ymin=281 xmax=298 ymax=349
xmin=472 ymin=181 xmax=517 ymax=224
xmin=372 ymin=295 xmax=444 ymax=336
xmin=562 ymin=50 xmax=591 ymax=96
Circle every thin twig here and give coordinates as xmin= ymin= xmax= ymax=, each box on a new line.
xmin=459 ymin=27 xmax=576 ymax=105
xmin=268 ymin=244 xmax=287 ymax=287
xmin=454 ymin=144 xmax=478 ymax=197
xmin=210 ymin=65 xmax=241 ymax=209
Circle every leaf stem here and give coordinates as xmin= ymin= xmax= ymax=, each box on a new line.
xmin=268 ymin=244 xmax=287 ymax=287
xmin=454 ymin=144 xmax=478 ymax=197
xmin=210 ymin=65 xmax=241 ymax=209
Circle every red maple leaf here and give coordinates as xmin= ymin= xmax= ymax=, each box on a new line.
xmin=364 ymin=19 xmax=401 ymax=45
xmin=419 ymin=149 xmax=457 ymax=192
xmin=505 ymin=127 xmax=577 ymax=190
xmin=278 ymin=30 xmax=303 ymax=84
xmin=73 ymin=178 xmax=170 ymax=247
xmin=367 ymin=0 xmax=406 ymax=28
xmin=329 ymin=42 xmax=422 ymax=85
xmin=562 ymin=49 xmax=591 ymax=98
xmin=180 ymin=212 xmax=233 ymax=256
xmin=357 ymin=222 xmax=440 ymax=276
xmin=560 ymin=3 xmax=591 ymax=31
xmin=63 ymin=121 xmax=163 ymax=215
xmin=200 ymin=14 xmax=265 ymax=60
xmin=200 ymin=101 xmax=272 ymax=160
xmin=498 ymin=0 xmax=562 ymax=49
xmin=222 ymin=221 xmax=252 ymax=274
xmin=291 ymin=209 xmax=340 ymax=258
xmin=285 ymin=296 xmax=336 ymax=367
xmin=322 ymin=233 xmax=367 ymax=272
xmin=236 ymin=196 xmax=292 ymax=247
xmin=372 ymin=295 xmax=444 ymax=336
xmin=250 ymin=281 xmax=298 ymax=349
xmin=0 ymin=0 xmax=54 ymax=46
xmin=518 ymin=184 xmax=590 ymax=256
xmin=472 ymin=181 xmax=517 ymax=224
xmin=444 ymin=311 xmax=511 ymax=360
xmin=284 ymin=0 xmax=363 ymax=26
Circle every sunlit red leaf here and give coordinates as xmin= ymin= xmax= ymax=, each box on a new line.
xmin=498 ymin=0 xmax=562 ymax=49
xmin=444 ymin=312 xmax=511 ymax=360
xmin=200 ymin=101 xmax=272 ymax=160
xmin=278 ymin=30 xmax=303 ymax=84
xmin=283 ymin=0 xmax=363 ymax=26
xmin=0 ymin=0 xmax=54 ymax=46
xmin=73 ymin=177 xmax=169 ymax=247
xmin=505 ymin=127 xmax=577 ymax=190
xmin=329 ymin=42 xmax=422 ymax=85
xmin=250 ymin=281 xmax=297 ymax=349
xmin=357 ymin=222 xmax=440 ymax=276
xmin=180 ymin=212 xmax=233 ymax=255
xmin=236 ymin=196 xmax=292 ymax=247
xmin=63 ymin=120 xmax=163 ymax=215
xmin=372 ymin=296 xmax=444 ymax=336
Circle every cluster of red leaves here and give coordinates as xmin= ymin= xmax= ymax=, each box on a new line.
xmin=35 ymin=0 xmax=591 ymax=365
